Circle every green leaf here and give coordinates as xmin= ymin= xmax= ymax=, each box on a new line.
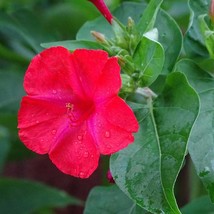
xmin=184 ymin=0 xmax=210 ymax=58
xmin=84 ymin=185 xmax=147 ymax=214
xmin=133 ymin=36 xmax=164 ymax=87
xmin=199 ymin=14 xmax=214 ymax=59
xmin=77 ymin=2 xmax=182 ymax=74
xmin=0 ymin=178 xmax=83 ymax=214
xmin=110 ymin=72 xmax=199 ymax=213
xmin=136 ymin=0 xmax=163 ymax=34
xmin=174 ymin=59 xmax=214 ymax=202
xmin=41 ymin=40 xmax=104 ymax=51
xmin=181 ymin=196 xmax=214 ymax=214
xmin=0 ymin=70 xmax=25 ymax=112
xmin=154 ymin=9 xmax=182 ymax=74
xmin=197 ymin=58 xmax=214 ymax=76
xmin=0 ymin=126 xmax=10 ymax=173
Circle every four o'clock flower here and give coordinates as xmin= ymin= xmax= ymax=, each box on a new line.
xmin=88 ymin=0 xmax=113 ymax=23
xmin=18 ymin=47 xmax=139 ymax=178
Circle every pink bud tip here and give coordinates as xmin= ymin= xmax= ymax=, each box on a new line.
xmin=210 ymin=0 xmax=214 ymax=23
xmin=88 ymin=0 xmax=113 ymax=24
xmin=106 ymin=170 xmax=115 ymax=183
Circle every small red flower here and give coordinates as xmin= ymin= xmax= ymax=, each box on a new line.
xmin=18 ymin=47 xmax=139 ymax=178
xmin=88 ymin=0 xmax=113 ymax=24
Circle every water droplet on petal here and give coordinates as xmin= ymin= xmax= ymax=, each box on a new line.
xmin=51 ymin=129 xmax=56 ymax=135
xmin=52 ymin=90 xmax=57 ymax=94
xmin=36 ymin=120 xmax=39 ymax=124
xmin=31 ymin=114 xmax=35 ymax=117
xmin=79 ymin=171 xmax=85 ymax=178
xmin=107 ymin=145 xmax=111 ymax=149
xmin=83 ymin=152 xmax=89 ymax=158
xmin=105 ymin=131 xmax=111 ymax=138
xmin=77 ymin=135 xmax=83 ymax=141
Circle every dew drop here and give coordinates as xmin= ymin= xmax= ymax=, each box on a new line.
xmin=52 ymin=89 xmax=57 ymax=94
xmin=105 ymin=131 xmax=111 ymax=138
xmin=77 ymin=135 xmax=83 ymax=141
xmin=107 ymin=145 xmax=111 ymax=149
xmin=36 ymin=120 xmax=39 ymax=124
xmin=79 ymin=171 xmax=85 ymax=178
xmin=83 ymin=151 xmax=89 ymax=158
xmin=51 ymin=129 xmax=56 ymax=135
xmin=31 ymin=113 xmax=35 ymax=117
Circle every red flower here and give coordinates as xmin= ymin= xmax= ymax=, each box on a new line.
xmin=18 ymin=47 xmax=139 ymax=178
xmin=88 ymin=0 xmax=113 ymax=24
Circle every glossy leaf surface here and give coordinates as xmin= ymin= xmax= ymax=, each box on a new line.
xmin=84 ymin=185 xmax=147 ymax=214
xmin=110 ymin=72 xmax=199 ymax=213
xmin=133 ymin=36 xmax=164 ymax=87
xmin=175 ymin=59 xmax=214 ymax=202
xmin=184 ymin=0 xmax=210 ymax=58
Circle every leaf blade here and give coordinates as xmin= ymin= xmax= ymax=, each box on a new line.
xmin=0 ymin=178 xmax=83 ymax=214
xmin=175 ymin=59 xmax=214 ymax=202
xmin=110 ymin=72 xmax=199 ymax=213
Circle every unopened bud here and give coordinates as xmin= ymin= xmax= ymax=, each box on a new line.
xmin=106 ymin=170 xmax=115 ymax=183
xmin=210 ymin=0 xmax=214 ymax=23
xmin=91 ymin=31 xmax=106 ymax=43
xmin=88 ymin=0 xmax=113 ymax=24
xmin=117 ymin=55 xmax=126 ymax=67
xmin=127 ymin=17 xmax=135 ymax=29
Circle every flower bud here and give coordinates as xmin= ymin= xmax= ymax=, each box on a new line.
xmin=106 ymin=170 xmax=115 ymax=183
xmin=210 ymin=0 xmax=214 ymax=23
xmin=91 ymin=31 xmax=107 ymax=43
xmin=88 ymin=0 xmax=113 ymax=24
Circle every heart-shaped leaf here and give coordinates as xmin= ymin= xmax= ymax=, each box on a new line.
xmin=110 ymin=72 xmax=199 ymax=213
xmin=175 ymin=59 xmax=214 ymax=202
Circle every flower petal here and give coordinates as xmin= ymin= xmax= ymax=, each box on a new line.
xmin=49 ymin=122 xmax=100 ymax=178
xmin=90 ymin=97 xmax=139 ymax=154
xmin=18 ymin=96 xmax=67 ymax=129
xmin=72 ymin=49 xmax=109 ymax=98
xmin=95 ymin=57 xmax=121 ymax=101
xmin=104 ymin=96 xmax=139 ymax=132
xmin=18 ymin=96 xmax=68 ymax=154
xmin=24 ymin=46 xmax=84 ymax=98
